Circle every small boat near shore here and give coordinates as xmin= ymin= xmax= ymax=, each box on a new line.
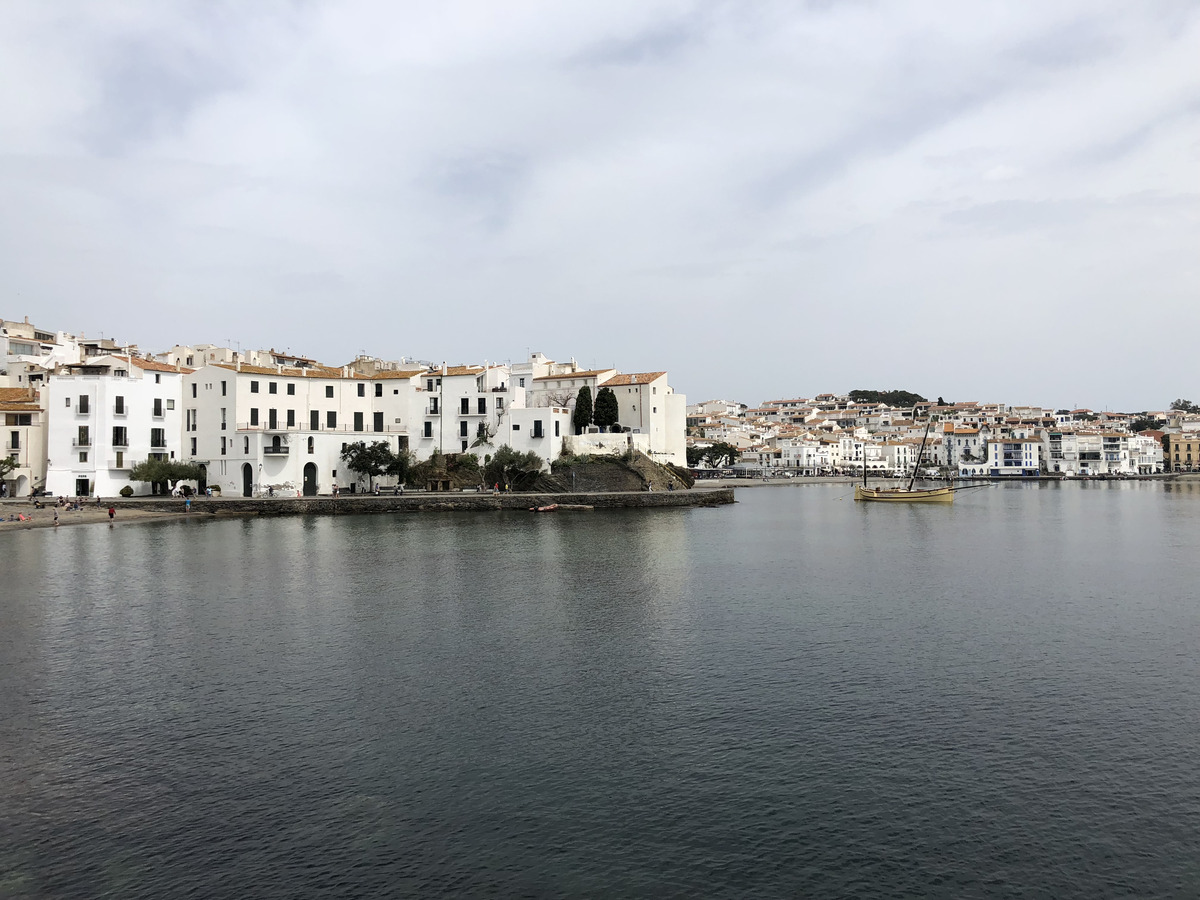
xmin=854 ymin=484 xmax=954 ymax=502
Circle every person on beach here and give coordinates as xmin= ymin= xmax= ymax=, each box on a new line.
xmin=185 ymin=496 xmax=192 ymax=513
xmin=54 ymin=508 xmax=59 ymax=527
xmin=108 ymin=505 xmax=115 ymax=523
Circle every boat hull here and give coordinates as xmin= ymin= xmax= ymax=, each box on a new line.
xmin=854 ymin=485 xmax=954 ymax=503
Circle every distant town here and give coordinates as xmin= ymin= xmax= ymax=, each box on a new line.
xmin=2 ymin=315 xmax=1196 ymax=499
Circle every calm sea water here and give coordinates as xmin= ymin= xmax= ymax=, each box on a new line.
xmin=2 ymin=482 xmax=1199 ymax=898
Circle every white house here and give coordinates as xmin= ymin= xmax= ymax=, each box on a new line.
xmin=2 ymin=387 xmax=46 ymax=497
xmin=46 ymin=355 xmax=188 ymax=497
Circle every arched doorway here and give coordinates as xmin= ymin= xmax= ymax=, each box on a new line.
xmin=197 ymin=464 xmax=207 ymax=494
xmin=303 ymin=463 xmax=318 ymax=496
xmin=242 ymin=463 xmax=253 ymax=497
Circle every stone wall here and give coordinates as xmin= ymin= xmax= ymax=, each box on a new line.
xmin=111 ymin=488 xmax=735 ymax=517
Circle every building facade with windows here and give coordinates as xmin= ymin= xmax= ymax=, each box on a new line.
xmin=1 ymin=387 xmax=46 ymax=497
xmin=45 ymin=356 xmax=188 ymax=496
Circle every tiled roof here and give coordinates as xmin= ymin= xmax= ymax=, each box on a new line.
xmin=532 ymin=369 xmax=614 ymax=382
xmin=427 ymin=366 xmax=484 ymax=377
xmin=0 ymin=388 xmax=37 ymax=402
xmin=602 ymin=372 xmax=666 ymax=386
xmin=370 ymin=369 xmax=425 ymax=380
xmin=131 ymin=357 xmax=193 ymax=374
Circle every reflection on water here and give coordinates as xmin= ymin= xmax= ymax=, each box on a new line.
xmin=2 ymin=483 xmax=1200 ymax=898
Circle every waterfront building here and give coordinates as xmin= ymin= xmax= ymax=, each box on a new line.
xmin=2 ymin=387 xmax=46 ymax=497
xmin=982 ymin=437 xmax=1042 ymax=477
xmin=45 ymin=355 xmax=188 ymax=497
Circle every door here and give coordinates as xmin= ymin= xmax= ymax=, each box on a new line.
xmin=303 ymin=462 xmax=317 ymax=496
xmin=76 ymin=477 xmax=90 ymax=496
xmin=242 ymin=463 xmax=253 ymax=497
xmin=197 ymin=465 xmax=207 ymax=494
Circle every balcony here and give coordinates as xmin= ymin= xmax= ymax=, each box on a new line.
xmin=111 ymin=438 xmax=129 ymax=448
xmin=108 ymin=459 xmax=131 ymax=470
xmin=263 ymin=445 xmax=290 ymax=455
xmin=72 ymin=438 xmax=92 ymax=448
xmin=150 ymin=442 xmax=167 ymax=450
xmin=4 ymin=441 xmax=19 ymax=451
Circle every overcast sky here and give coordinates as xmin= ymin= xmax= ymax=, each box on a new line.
xmin=3 ymin=1 xmax=1197 ymax=411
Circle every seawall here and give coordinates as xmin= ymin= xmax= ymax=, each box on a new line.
xmin=111 ymin=488 xmax=736 ymax=517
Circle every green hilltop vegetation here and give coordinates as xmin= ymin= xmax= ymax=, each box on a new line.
xmin=848 ymin=389 xmax=929 ymax=408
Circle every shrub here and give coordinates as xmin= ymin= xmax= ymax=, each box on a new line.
xmin=119 ymin=486 xmax=134 ymax=497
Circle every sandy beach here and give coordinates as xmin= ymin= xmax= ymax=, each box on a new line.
xmin=0 ymin=501 xmax=181 ymax=531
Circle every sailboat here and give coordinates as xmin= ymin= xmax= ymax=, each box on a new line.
xmin=854 ymin=414 xmax=955 ymax=503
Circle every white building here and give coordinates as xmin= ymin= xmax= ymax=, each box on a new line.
xmin=2 ymin=387 xmax=46 ymax=497
xmin=982 ymin=437 xmax=1042 ymax=476
xmin=46 ymin=356 xmax=188 ymax=497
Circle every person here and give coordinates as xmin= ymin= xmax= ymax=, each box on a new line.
xmin=332 ymin=482 xmax=339 ymax=497
xmin=54 ymin=508 xmax=59 ymax=527
xmin=108 ymin=505 xmax=115 ymax=523
xmin=185 ymin=496 xmax=192 ymax=513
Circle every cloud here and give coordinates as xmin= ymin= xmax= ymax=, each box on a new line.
xmin=1 ymin=0 xmax=1197 ymax=410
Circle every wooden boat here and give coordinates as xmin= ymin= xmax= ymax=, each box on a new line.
xmin=855 ymin=412 xmax=954 ymax=503
xmin=854 ymin=484 xmax=954 ymax=502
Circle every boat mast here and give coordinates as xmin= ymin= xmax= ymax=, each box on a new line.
xmin=908 ymin=407 xmax=934 ymax=491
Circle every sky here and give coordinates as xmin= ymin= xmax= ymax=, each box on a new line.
xmin=2 ymin=1 xmax=1197 ymax=412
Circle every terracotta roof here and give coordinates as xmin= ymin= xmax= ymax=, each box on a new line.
xmin=0 ymin=401 xmax=39 ymax=411
xmin=131 ymin=357 xmax=192 ymax=374
xmin=212 ymin=362 xmax=350 ymax=378
xmin=426 ymin=366 xmax=484 ymax=378
xmin=532 ymin=369 xmax=614 ymax=382
xmin=370 ymin=369 xmax=425 ymax=380
xmin=0 ymin=387 xmax=37 ymax=402
xmin=602 ymin=372 xmax=667 ymax=386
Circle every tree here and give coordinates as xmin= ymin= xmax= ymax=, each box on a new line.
xmin=1170 ymin=399 xmax=1198 ymax=413
xmin=128 ymin=458 xmax=203 ymax=495
xmin=1129 ymin=417 xmax=1165 ymax=433
xmin=593 ymin=386 xmax=619 ymax=430
xmin=849 ymin=389 xmax=928 ymax=408
xmin=0 ymin=457 xmax=14 ymax=481
xmin=340 ymin=441 xmax=394 ymax=491
xmin=471 ymin=420 xmax=495 ymax=448
xmin=690 ymin=441 xmax=741 ymax=468
xmin=386 ymin=447 xmax=417 ymax=485
xmin=483 ymin=445 xmax=544 ymax=490
xmin=541 ymin=389 xmax=576 ymax=408
xmin=573 ymin=386 xmax=593 ymax=434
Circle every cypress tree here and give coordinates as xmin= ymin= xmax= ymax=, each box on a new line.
xmin=572 ymin=386 xmax=593 ymax=434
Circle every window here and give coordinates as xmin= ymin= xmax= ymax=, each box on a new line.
xmin=460 ymin=421 xmax=468 ymax=437
xmin=423 ymin=421 xmax=433 ymax=438
xmin=555 ymin=421 xmax=560 ymax=437
xmin=250 ymin=408 xmax=259 ymax=426
xmin=79 ymin=452 xmax=87 ymax=462
xmin=268 ymin=409 xmax=277 ymax=429
xmin=533 ymin=421 xmax=543 ymax=438
xmin=150 ymin=428 xmax=166 ymax=448
xmin=462 ymin=441 xmax=468 ymax=452
xmin=112 ymin=426 xmax=128 ymax=447
xmin=478 ymin=397 xmax=486 ymax=414
xmin=513 ymin=424 xmax=521 ymax=431
xmin=427 ymin=379 xmax=434 ymax=391
xmin=244 ymin=436 xmax=249 ymax=454
xmin=497 ymin=397 xmax=504 ymax=410
xmin=357 ymin=384 xmax=365 ymax=397
xmin=115 ymin=451 xmax=123 ymax=468
xmin=221 ymin=381 xmax=227 ymax=396
xmin=251 ymin=381 xmax=259 ymax=393
xmin=375 ymin=384 xmax=382 ymax=397
xmin=327 ymin=411 xmax=337 ymax=428
xmin=307 ymin=437 xmax=314 ymax=454
xmin=221 ymin=437 xmax=227 ymax=455
xmin=155 ymin=374 xmax=161 ymax=384
xmin=519 ymin=377 xmax=525 ymax=387
xmin=78 ymin=395 xmax=89 ymax=413
xmin=267 ymin=382 xmax=276 ymax=394
xmin=114 ymin=396 xmax=125 ymax=414
xmin=354 ymin=412 xmax=364 ymax=432
xmin=287 ymin=409 xmax=295 ymax=427
xmin=461 ymin=397 xmax=469 ymax=414
xmin=167 ymin=399 xmax=175 ymax=410
xmin=153 ymin=399 xmax=164 ymax=417
xmin=191 ymin=384 xmax=197 ymax=398
xmin=652 ymin=407 xmax=657 ymax=414
xmin=374 ymin=412 xmax=383 ymax=432
xmin=287 ymin=383 xmax=295 ymax=396
xmin=190 ymin=437 xmax=197 ymax=455
xmin=430 ymin=398 xmax=439 ymax=414
xmin=8 ymin=431 xmax=18 ymax=450
xmin=77 ymin=426 xmax=90 ymax=446
xmin=325 ymin=386 xmax=334 ymax=398
xmin=310 ymin=410 xmax=320 ymax=430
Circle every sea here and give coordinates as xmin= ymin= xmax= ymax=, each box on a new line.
xmin=2 ymin=481 xmax=1199 ymax=898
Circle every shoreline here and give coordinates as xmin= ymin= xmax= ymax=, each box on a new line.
xmin=0 ymin=488 xmax=735 ymax=530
